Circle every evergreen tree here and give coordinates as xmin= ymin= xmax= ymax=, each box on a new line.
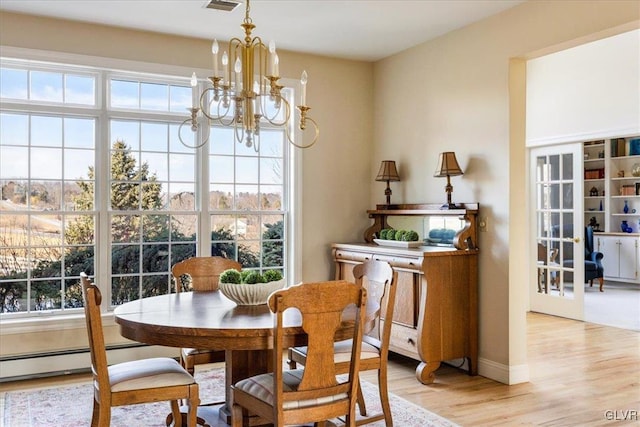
xmin=210 ymin=228 xmax=260 ymax=268
xmin=30 ymin=140 xmax=167 ymax=307
xmin=65 ymin=140 xmax=164 ymax=245
xmin=262 ymin=220 xmax=284 ymax=267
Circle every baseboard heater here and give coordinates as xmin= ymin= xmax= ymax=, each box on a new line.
xmin=0 ymin=344 xmax=179 ymax=382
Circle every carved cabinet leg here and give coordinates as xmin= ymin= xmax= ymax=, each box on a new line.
xmin=416 ymin=361 xmax=440 ymax=384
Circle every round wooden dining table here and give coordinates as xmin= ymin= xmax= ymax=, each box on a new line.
xmin=113 ymin=285 xmax=370 ymax=425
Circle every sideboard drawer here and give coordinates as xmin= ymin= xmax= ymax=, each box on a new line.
xmin=372 ymin=254 xmax=422 ymax=271
xmin=334 ymin=249 xmax=372 ymax=263
xmin=389 ymin=323 xmax=419 ymax=358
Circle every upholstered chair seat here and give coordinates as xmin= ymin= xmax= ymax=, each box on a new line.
xmin=106 ymin=358 xmax=196 ymax=392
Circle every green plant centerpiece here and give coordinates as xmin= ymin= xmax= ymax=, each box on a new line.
xmin=244 ymin=271 xmax=267 ymax=284
xmin=374 ymin=228 xmax=421 ymax=247
xmin=376 ymin=228 xmax=420 ymax=241
xmin=219 ymin=269 xmax=242 ymax=284
xmin=218 ymin=268 xmax=285 ymax=305
xmin=403 ymin=230 xmax=419 ymax=241
xmin=263 ymin=269 xmax=283 ymax=282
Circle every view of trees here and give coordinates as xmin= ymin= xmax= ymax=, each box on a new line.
xmin=1 ymin=140 xmax=283 ymax=313
xmin=262 ymin=221 xmax=284 ymax=267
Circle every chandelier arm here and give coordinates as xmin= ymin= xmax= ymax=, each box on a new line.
xmin=251 ymin=37 xmax=267 ymax=94
xmin=252 ymin=131 xmax=260 ymax=153
xmin=220 ymin=95 xmax=235 ymax=123
xmin=198 ymin=88 xmax=211 ymax=112
xmin=200 ymin=88 xmax=224 ymax=121
xmin=233 ymin=120 xmax=246 ymax=145
xmin=178 ymin=117 xmax=210 ymax=149
xmin=205 ymin=96 xmax=235 ymax=126
xmin=285 ymin=116 xmax=319 ymax=149
xmin=262 ymin=95 xmax=291 ymax=126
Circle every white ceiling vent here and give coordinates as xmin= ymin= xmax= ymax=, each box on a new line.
xmin=205 ymin=0 xmax=242 ymax=12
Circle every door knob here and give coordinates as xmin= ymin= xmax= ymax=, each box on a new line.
xmin=563 ymin=237 xmax=581 ymax=243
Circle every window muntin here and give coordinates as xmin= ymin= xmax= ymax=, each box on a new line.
xmin=109 ymin=77 xmax=191 ymax=113
xmin=110 ymin=212 xmax=197 ymax=305
xmin=109 ymin=119 xmax=197 ymax=211
xmin=1 ymin=60 xmax=294 ymax=317
xmin=0 ymin=65 xmax=96 ymax=106
xmin=209 ymin=126 xmax=286 ymax=276
xmin=0 ymin=111 xmax=97 ymax=314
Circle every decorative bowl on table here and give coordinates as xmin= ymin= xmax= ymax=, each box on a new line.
xmin=219 ymin=279 xmax=286 ymax=305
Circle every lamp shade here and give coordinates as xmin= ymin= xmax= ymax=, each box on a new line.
xmin=434 ymin=152 xmax=464 ymax=177
xmin=376 ymin=160 xmax=400 ymax=182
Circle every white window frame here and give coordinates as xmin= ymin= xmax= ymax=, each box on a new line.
xmin=0 ymin=46 xmax=302 ymax=326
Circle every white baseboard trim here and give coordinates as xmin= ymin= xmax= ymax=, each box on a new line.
xmin=3 ymin=349 xmax=533 ymax=385
xmin=0 ymin=346 xmax=179 ymax=381
xmin=478 ymin=357 xmax=530 ymax=385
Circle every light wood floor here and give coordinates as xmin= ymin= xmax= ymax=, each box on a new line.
xmin=3 ymin=312 xmax=639 ymax=426
xmin=361 ymin=312 xmax=640 ymax=426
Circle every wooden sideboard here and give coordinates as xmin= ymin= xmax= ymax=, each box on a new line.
xmin=332 ymin=203 xmax=479 ymax=384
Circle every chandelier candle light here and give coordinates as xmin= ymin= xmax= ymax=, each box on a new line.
xmin=180 ymin=0 xmax=319 ymax=150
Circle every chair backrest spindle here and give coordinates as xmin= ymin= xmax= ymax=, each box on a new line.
xmin=353 ymin=260 xmax=397 ymax=349
xmin=80 ymin=273 xmax=110 ymax=393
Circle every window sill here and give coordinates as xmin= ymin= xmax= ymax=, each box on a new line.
xmin=0 ymin=311 xmax=116 ymax=335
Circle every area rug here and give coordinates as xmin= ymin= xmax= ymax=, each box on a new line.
xmin=1 ymin=367 xmax=458 ymax=427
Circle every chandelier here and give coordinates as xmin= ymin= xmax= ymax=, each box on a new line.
xmin=179 ymin=0 xmax=319 ymax=151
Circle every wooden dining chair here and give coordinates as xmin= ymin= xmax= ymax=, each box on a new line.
xmin=80 ymin=273 xmax=199 ymax=427
xmin=231 ymin=280 xmax=367 ymax=427
xmin=287 ymin=259 xmax=398 ymax=426
xmin=171 ymin=256 xmax=242 ymax=375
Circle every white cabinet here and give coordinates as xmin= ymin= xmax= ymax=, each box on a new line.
xmin=596 ymin=234 xmax=639 ymax=282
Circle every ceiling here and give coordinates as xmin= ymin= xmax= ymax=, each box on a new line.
xmin=0 ymin=0 xmax=525 ymax=62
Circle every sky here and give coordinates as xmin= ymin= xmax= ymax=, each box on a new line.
xmin=1 ymin=66 xmax=285 ymax=200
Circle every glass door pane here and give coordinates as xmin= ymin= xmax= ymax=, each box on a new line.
xmin=531 ymin=144 xmax=584 ymax=320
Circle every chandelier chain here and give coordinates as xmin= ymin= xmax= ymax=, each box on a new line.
xmin=244 ymin=0 xmax=252 ymax=25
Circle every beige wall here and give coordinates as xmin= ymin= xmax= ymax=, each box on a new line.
xmin=1 ymin=0 xmax=639 ymax=383
xmin=0 ymin=12 xmax=374 ymax=357
xmin=373 ymin=0 xmax=639 ymax=381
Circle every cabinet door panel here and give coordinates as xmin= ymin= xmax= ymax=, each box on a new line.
xmin=618 ymin=237 xmax=637 ymax=280
xmin=598 ymin=236 xmax=619 ymax=278
xmin=392 ymin=270 xmax=417 ymax=327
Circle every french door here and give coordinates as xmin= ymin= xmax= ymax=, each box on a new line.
xmin=530 ymin=143 xmax=584 ymax=320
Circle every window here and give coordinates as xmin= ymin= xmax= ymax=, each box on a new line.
xmin=0 ymin=58 xmax=292 ymax=317
xmin=209 ymin=127 xmax=285 ymax=272
xmin=107 ymin=116 xmax=199 ymax=305
xmin=0 ymin=111 xmax=97 ymax=313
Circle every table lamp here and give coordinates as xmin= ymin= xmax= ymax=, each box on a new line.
xmin=375 ymin=160 xmax=400 ymax=205
xmin=434 ymin=152 xmax=464 ymax=209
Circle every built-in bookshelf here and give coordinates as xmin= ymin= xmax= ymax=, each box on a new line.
xmin=584 ymin=135 xmax=640 ymax=283
xmin=584 ymin=140 xmax=606 ymax=232
xmin=583 ymin=135 xmax=640 ymax=234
